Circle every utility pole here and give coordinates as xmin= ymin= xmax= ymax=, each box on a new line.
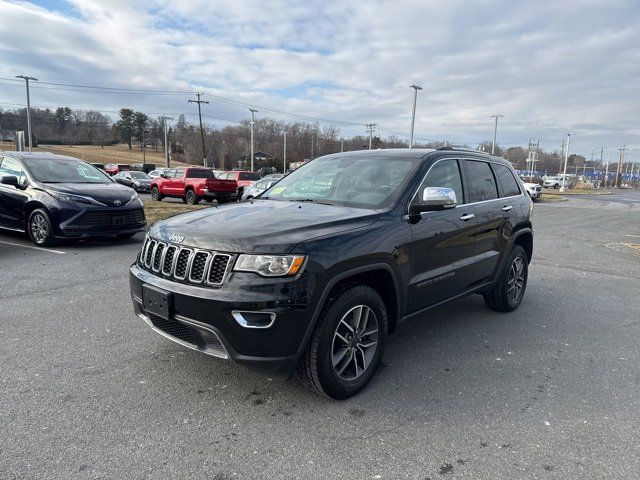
xmin=408 ymin=84 xmax=422 ymax=148
xmin=560 ymin=132 xmax=574 ymax=192
xmin=248 ymin=109 xmax=257 ymax=171
xmin=142 ymin=129 xmax=147 ymax=163
xmin=490 ymin=114 xmax=503 ymax=155
xmin=340 ymin=138 xmax=344 ymax=153
xmin=604 ymin=151 xmax=610 ymax=188
xmin=366 ymin=123 xmax=377 ymax=150
xmin=559 ymin=137 xmax=566 ymax=174
xmin=159 ymin=116 xmax=173 ymax=168
xmin=283 ymin=131 xmax=287 ymax=173
xmin=615 ymin=145 xmax=626 ymax=188
xmin=220 ymin=140 xmax=226 ymax=170
xmin=15 ymin=75 xmax=38 ymax=152
xmin=311 ymin=133 xmax=315 ymax=159
xmin=188 ymin=92 xmax=209 ymax=167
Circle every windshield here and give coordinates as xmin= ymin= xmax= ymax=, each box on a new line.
xmin=23 ymin=157 xmax=112 ymax=184
xmin=129 ymin=171 xmax=149 ymax=179
xmin=239 ymin=172 xmax=261 ymax=181
xmin=262 ymin=154 xmax=420 ymax=208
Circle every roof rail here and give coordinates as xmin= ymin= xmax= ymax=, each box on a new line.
xmin=436 ymin=146 xmax=454 ymax=150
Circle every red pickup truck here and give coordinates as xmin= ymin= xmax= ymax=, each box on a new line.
xmin=214 ymin=170 xmax=262 ymax=199
xmin=150 ymin=167 xmax=237 ymax=205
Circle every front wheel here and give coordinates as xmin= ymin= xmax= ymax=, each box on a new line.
xmin=297 ymin=285 xmax=388 ymax=399
xmin=28 ymin=208 xmax=57 ymax=247
xmin=483 ymin=245 xmax=528 ymax=312
xmin=151 ymin=187 xmax=163 ymax=201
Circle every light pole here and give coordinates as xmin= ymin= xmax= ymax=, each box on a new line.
xmin=366 ymin=123 xmax=376 ymax=150
xmin=560 ymin=132 xmax=574 ymax=192
xmin=220 ymin=140 xmax=226 ymax=170
xmin=188 ymin=92 xmax=209 ymax=167
xmin=283 ymin=131 xmax=287 ymax=173
xmin=142 ymin=129 xmax=149 ymax=163
xmin=15 ymin=75 xmax=38 ymax=152
xmin=490 ymin=114 xmax=503 ymax=155
xmin=159 ymin=116 xmax=173 ymax=168
xmin=249 ymin=109 xmax=258 ymax=171
xmin=409 ymin=84 xmax=422 ymax=149
xmin=340 ymin=138 xmax=344 ymax=153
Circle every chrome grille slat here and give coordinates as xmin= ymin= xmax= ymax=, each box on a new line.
xmin=207 ymin=254 xmax=232 ymax=286
xmin=162 ymin=245 xmax=177 ymax=276
xmin=138 ymin=238 xmax=233 ymax=288
xmin=152 ymin=243 xmax=165 ymax=272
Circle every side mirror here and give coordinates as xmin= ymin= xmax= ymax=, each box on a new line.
xmin=409 ymin=187 xmax=457 ymax=215
xmin=1 ymin=176 xmax=19 ymax=188
xmin=160 ymin=173 xmax=167 ymax=179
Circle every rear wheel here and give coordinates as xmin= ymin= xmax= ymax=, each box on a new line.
xmin=483 ymin=245 xmax=528 ymax=312
xmin=151 ymin=187 xmax=163 ymax=201
xmin=185 ymin=189 xmax=199 ymax=205
xmin=297 ymin=285 xmax=388 ymax=399
xmin=28 ymin=208 xmax=57 ymax=247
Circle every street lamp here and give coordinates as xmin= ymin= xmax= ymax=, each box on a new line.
xmin=282 ymin=131 xmax=287 ymax=173
xmin=490 ymin=114 xmax=504 ymax=155
xmin=249 ymin=109 xmax=258 ymax=171
xmin=409 ymin=84 xmax=422 ymax=149
xmin=560 ymin=132 xmax=574 ymax=193
xmin=15 ymin=75 xmax=38 ymax=152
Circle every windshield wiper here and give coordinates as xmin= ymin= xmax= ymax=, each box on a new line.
xmin=288 ymin=198 xmax=343 ymax=206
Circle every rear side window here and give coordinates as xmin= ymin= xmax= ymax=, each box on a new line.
xmin=465 ymin=160 xmax=498 ymax=202
xmin=187 ymin=169 xmax=214 ymax=178
xmin=239 ymin=172 xmax=261 ymax=181
xmin=494 ymin=163 xmax=521 ymax=197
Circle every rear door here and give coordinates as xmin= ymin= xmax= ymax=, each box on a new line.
xmin=407 ymin=158 xmax=478 ymax=313
xmin=461 ymin=158 xmax=507 ymax=284
xmin=0 ymin=157 xmax=30 ymax=230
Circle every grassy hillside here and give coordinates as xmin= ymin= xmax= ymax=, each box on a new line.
xmin=0 ymin=141 xmax=191 ymax=167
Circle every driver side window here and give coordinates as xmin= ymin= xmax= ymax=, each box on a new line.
xmin=413 ymin=159 xmax=464 ymax=206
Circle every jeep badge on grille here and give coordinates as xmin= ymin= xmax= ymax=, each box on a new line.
xmin=169 ymin=233 xmax=185 ymax=243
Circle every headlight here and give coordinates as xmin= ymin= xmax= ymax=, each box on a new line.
xmin=234 ymin=254 xmax=305 ymax=277
xmin=46 ymin=190 xmax=103 ymax=205
xmin=126 ymin=192 xmax=140 ymax=205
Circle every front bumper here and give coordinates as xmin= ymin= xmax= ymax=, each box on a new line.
xmin=57 ymin=206 xmax=146 ymax=238
xmin=129 ymin=264 xmax=313 ymax=379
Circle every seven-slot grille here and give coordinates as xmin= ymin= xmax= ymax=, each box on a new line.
xmin=139 ymin=237 xmax=232 ymax=287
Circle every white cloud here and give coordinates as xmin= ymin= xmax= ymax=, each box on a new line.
xmin=0 ymin=0 xmax=639 ymax=155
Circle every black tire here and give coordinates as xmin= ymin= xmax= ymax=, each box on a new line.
xmin=236 ymin=189 xmax=243 ymax=201
xmin=151 ymin=187 xmax=163 ymax=201
xmin=28 ymin=208 xmax=57 ymax=247
xmin=297 ymin=285 xmax=388 ymax=399
xmin=483 ymin=245 xmax=528 ymax=312
xmin=554 ymin=184 xmax=559 ymax=189
xmin=217 ymin=198 xmax=227 ymax=204
xmin=185 ymin=189 xmax=199 ymax=205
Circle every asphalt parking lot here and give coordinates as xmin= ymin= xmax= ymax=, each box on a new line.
xmin=1 ymin=191 xmax=639 ymax=479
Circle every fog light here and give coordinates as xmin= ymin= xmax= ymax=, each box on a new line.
xmin=231 ymin=311 xmax=276 ymax=329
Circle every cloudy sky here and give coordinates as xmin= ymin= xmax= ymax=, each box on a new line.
xmin=1 ymin=0 xmax=639 ymax=157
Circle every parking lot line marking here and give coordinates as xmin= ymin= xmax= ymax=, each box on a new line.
xmin=0 ymin=240 xmax=66 ymax=254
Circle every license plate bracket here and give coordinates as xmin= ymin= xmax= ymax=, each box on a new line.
xmin=142 ymin=284 xmax=172 ymax=320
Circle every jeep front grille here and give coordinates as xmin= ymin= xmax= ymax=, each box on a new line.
xmin=139 ymin=237 xmax=232 ymax=287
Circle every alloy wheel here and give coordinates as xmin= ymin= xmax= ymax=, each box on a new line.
xmin=507 ymin=256 xmax=526 ymax=302
xmin=30 ymin=213 xmax=48 ymax=244
xmin=331 ymin=305 xmax=379 ymax=381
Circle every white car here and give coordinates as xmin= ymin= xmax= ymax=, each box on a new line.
xmin=241 ymin=177 xmax=281 ymax=200
xmin=148 ymin=168 xmax=170 ymax=179
xmin=543 ymin=176 xmax=571 ymax=189
xmin=522 ymin=182 xmax=542 ymax=199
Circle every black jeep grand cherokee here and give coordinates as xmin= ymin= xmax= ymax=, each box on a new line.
xmin=130 ymin=148 xmax=533 ymax=398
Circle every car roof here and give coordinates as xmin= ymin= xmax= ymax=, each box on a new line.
xmin=311 ymin=147 xmax=513 ymax=166
xmin=1 ymin=151 xmax=82 ymax=162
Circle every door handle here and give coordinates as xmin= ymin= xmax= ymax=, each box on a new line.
xmin=501 ymin=206 xmax=513 ymax=212
xmin=459 ymin=213 xmax=475 ymax=221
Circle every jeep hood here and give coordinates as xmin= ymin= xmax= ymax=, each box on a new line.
xmin=149 ymin=199 xmax=380 ymax=253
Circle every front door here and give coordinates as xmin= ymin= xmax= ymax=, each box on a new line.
xmin=407 ymin=158 xmax=478 ymax=313
xmin=0 ymin=157 xmax=30 ymax=230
